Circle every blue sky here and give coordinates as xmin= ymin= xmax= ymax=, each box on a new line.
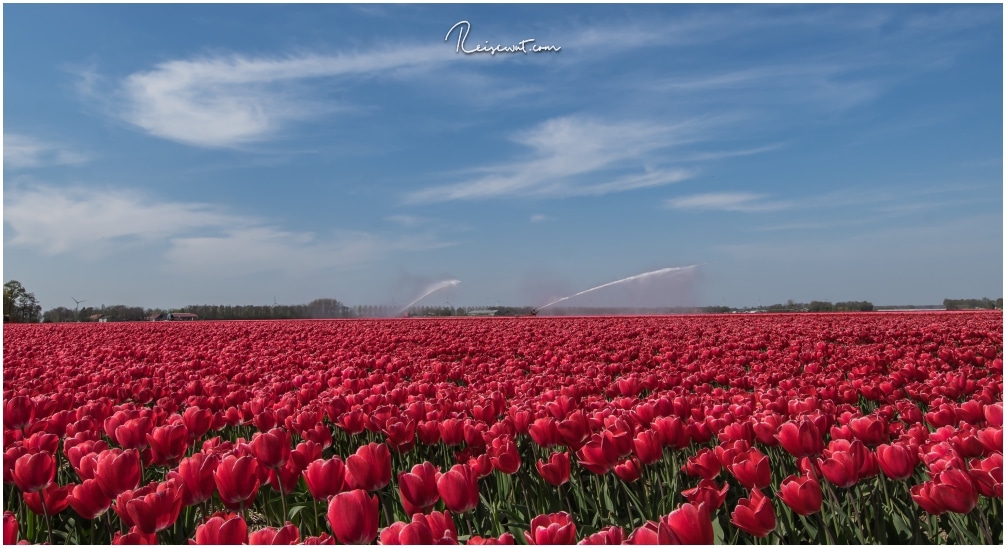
xmin=3 ymin=4 xmax=1002 ymax=310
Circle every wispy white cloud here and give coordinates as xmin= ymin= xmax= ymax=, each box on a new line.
xmin=406 ymin=116 xmax=707 ymax=203
xmin=666 ymin=192 xmax=792 ymax=212
xmin=3 ymin=183 xmax=453 ymax=273
xmin=530 ymin=214 xmax=550 ymax=223
xmin=165 ymin=228 xmax=451 ymax=277
xmin=3 ymin=133 xmax=89 ymax=169
xmin=102 ymin=47 xmax=452 ymax=148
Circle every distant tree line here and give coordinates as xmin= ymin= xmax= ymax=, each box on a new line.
xmin=943 ymin=298 xmax=1002 ymax=310
xmin=4 ymin=280 xmax=42 ymax=323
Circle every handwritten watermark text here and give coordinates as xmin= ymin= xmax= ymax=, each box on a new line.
xmin=445 ymin=21 xmax=561 ymax=55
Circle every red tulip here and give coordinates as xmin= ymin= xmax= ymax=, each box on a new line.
xmin=467 ymin=533 xmax=515 ymax=545
xmin=488 ymin=437 xmax=521 ymax=474
xmin=67 ymin=479 xmax=112 ymax=519
xmin=876 ymin=442 xmax=918 ymax=481
xmin=267 ymin=452 xmax=308 ymax=495
xmin=681 ymin=479 xmax=730 ymax=511
xmin=536 ymin=452 xmax=571 ymax=487
xmin=968 ymin=454 xmax=1003 ymax=498
xmin=436 ymin=463 xmax=480 ymax=514
xmin=326 ymin=489 xmax=379 ymax=545
xmin=12 ymin=451 xmax=56 ymax=493
xmin=657 ymin=503 xmax=713 ymax=545
xmin=398 ymin=511 xmax=457 ymax=544
xmin=626 ymin=521 xmax=659 ymax=544
xmin=95 ymin=449 xmax=141 ymax=499
xmin=112 ymin=526 xmax=158 ymax=545
xmin=439 ymin=418 xmax=466 ymax=446
xmin=777 ymin=474 xmax=822 ymax=515
xmin=653 ymin=416 xmax=689 ymax=450
xmin=632 ymin=430 xmax=663 ymax=465
xmin=250 ymin=428 xmax=292 ymax=469
xmin=4 ymin=396 xmax=35 ymax=431
xmin=683 ymin=449 xmax=721 ymax=480
xmin=346 ymin=443 xmax=391 ymax=492
xmin=818 ymin=451 xmax=859 ymax=488
xmin=577 ymin=525 xmax=624 ymax=545
xmin=114 ymin=417 xmax=153 ymax=450
xmin=147 ymin=423 xmax=189 ymax=466
xmin=3 ymin=512 xmax=18 ymax=544
xmin=249 ymin=522 xmax=300 ymax=545
xmin=303 ymin=457 xmax=347 ymax=501
xmin=182 ymin=407 xmax=213 ymax=441
xmin=730 ymin=488 xmax=776 ymax=538
xmin=168 ymin=452 xmax=219 ymax=507
xmin=524 ymin=512 xmax=577 ymax=545
xmin=24 ymin=432 xmax=59 ymax=455
xmin=24 ymin=482 xmax=71 ymax=516
xmin=727 ymin=449 xmax=772 ymax=489
xmin=775 ymin=419 xmax=824 ymax=458
xmin=214 ymin=454 xmax=261 ymax=510
xmin=613 ymin=458 xmax=641 ymax=483
xmin=193 ymin=512 xmax=248 ymax=545
xmin=930 ymin=468 xmax=980 ymax=514
xmin=398 ymin=461 xmax=440 ymax=515
xmin=848 ymin=415 xmax=887 ymax=446
xmin=124 ymin=480 xmax=183 ymax=534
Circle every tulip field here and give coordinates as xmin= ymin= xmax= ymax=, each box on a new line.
xmin=2 ymin=312 xmax=1002 ymax=544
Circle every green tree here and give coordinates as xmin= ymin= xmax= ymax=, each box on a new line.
xmin=4 ymin=280 xmax=42 ymax=323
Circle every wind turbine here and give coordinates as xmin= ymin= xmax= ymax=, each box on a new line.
xmin=71 ymin=297 xmax=86 ymax=319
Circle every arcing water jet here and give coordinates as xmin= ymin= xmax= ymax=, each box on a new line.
xmin=535 ymin=266 xmax=699 ymax=312
xmin=400 ymin=279 xmax=461 ymax=314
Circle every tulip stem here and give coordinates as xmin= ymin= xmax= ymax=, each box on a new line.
xmin=815 ymin=510 xmax=833 ymax=544
xmin=38 ymin=492 xmax=53 ymax=545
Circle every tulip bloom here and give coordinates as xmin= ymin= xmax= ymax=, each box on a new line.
xmin=681 ymin=479 xmax=730 ymax=512
xmin=346 ymin=443 xmax=391 ymax=492
xmin=876 ymin=443 xmax=918 ymax=481
xmin=613 ymin=458 xmax=641 ymax=483
xmin=24 ymin=483 xmax=71 ymax=516
xmin=3 ymin=512 xmax=17 ymax=545
xmin=386 ymin=512 xmax=458 ymax=545
xmin=67 ymin=479 xmax=112 ymax=520
xmin=168 ymin=452 xmax=219 ymax=507
xmin=112 ymin=527 xmax=158 ymax=545
xmin=193 ymin=513 xmax=248 ymax=545
xmin=12 ymin=451 xmax=56 ymax=493
xmin=436 ymin=464 xmax=480 ymax=514
xmin=536 ymin=452 xmax=571 ymax=487
xmin=524 ymin=512 xmax=577 ymax=545
xmin=468 ymin=533 xmax=516 ymax=545
xmin=146 ymin=423 xmax=189 ymax=466
xmin=683 ymin=449 xmax=721 ymax=480
xmin=968 ymin=454 xmax=1003 ymax=499
xmin=632 ymin=430 xmax=663 ymax=465
xmin=249 ymin=428 xmax=292 ymax=469
xmin=214 ymin=454 xmax=261 ymax=511
xmin=488 ymin=437 xmax=521 ymax=474
xmin=730 ymin=488 xmax=776 ymax=538
xmin=658 ymin=503 xmax=713 ymax=545
xmin=303 ymin=457 xmax=347 ymax=501
xmin=819 ymin=451 xmax=859 ymax=488
xmin=326 ymin=489 xmax=379 ymax=545
xmin=728 ymin=449 xmax=772 ymax=490
xmin=95 ymin=449 xmax=142 ymax=499
xmin=578 ymin=525 xmax=624 ymax=545
xmin=398 ymin=461 xmax=440 ymax=515
xmin=124 ymin=480 xmax=184 ymax=534
xmin=776 ymin=419 xmax=824 ymax=458
xmin=248 ymin=522 xmax=300 ymax=545
xmin=777 ymin=474 xmax=823 ymax=515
